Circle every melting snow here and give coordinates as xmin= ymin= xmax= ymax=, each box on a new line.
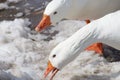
xmin=0 ymin=18 xmax=120 ymax=80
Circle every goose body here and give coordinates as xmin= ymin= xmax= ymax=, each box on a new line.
xmin=35 ymin=0 xmax=120 ymax=55
xmin=44 ymin=11 xmax=120 ymax=80
xmin=66 ymin=0 xmax=120 ymax=20
xmin=35 ymin=0 xmax=120 ymax=31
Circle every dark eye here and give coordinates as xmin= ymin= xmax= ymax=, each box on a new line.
xmin=53 ymin=11 xmax=57 ymax=15
xmin=53 ymin=54 xmax=56 ymax=58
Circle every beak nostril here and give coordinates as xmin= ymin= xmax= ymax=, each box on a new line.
xmin=43 ymin=23 xmax=46 ymax=25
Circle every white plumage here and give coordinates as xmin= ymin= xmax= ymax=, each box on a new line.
xmin=44 ymin=0 xmax=120 ymax=25
xmin=49 ymin=10 xmax=120 ymax=70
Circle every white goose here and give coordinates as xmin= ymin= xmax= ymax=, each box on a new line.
xmin=35 ymin=0 xmax=120 ymax=54
xmin=44 ymin=11 xmax=120 ymax=80
xmin=35 ymin=0 xmax=120 ymax=31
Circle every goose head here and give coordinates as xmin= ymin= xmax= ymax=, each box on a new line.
xmin=35 ymin=0 xmax=72 ymax=32
xmin=44 ymin=39 xmax=80 ymax=80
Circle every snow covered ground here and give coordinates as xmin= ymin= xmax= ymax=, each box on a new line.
xmin=0 ymin=18 xmax=120 ymax=80
xmin=1 ymin=0 xmax=120 ymax=80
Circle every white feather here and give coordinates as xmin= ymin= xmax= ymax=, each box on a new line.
xmin=49 ymin=11 xmax=120 ymax=69
xmin=44 ymin=0 xmax=120 ymax=25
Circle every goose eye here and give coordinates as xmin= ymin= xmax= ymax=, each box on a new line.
xmin=53 ymin=54 xmax=56 ymax=58
xmin=53 ymin=11 xmax=57 ymax=15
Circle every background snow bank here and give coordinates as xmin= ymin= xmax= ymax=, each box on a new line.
xmin=0 ymin=18 xmax=120 ymax=80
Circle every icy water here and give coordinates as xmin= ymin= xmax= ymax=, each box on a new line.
xmin=0 ymin=0 xmax=120 ymax=80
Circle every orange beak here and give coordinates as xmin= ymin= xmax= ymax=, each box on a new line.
xmin=44 ymin=61 xmax=59 ymax=80
xmin=35 ymin=14 xmax=51 ymax=32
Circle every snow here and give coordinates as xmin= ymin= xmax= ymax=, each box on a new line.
xmin=0 ymin=0 xmax=22 ymax=10
xmin=7 ymin=0 xmax=21 ymax=3
xmin=0 ymin=18 xmax=120 ymax=80
xmin=14 ymin=12 xmax=24 ymax=17
xmin=0 ymin=3 xmax=8 ymax=10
